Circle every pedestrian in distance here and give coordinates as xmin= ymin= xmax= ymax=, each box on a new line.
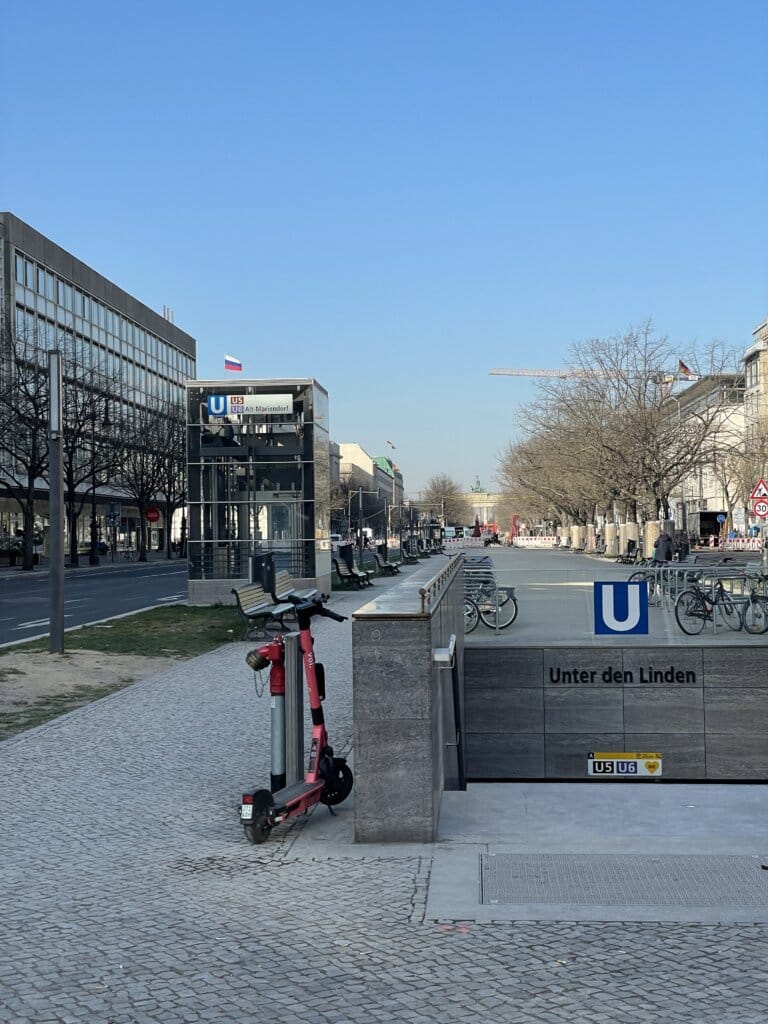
xmin=654 ymin=529 xmax=673 ymax=562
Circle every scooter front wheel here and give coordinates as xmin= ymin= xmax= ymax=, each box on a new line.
xmin=243 ymin=789 xmax=274 ymax=844
xmin=320 ymin=759 xmax=354 ymax=806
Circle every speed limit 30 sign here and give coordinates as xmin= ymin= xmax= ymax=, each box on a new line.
xmin=752 ymin=499 xmax=768 ymax=518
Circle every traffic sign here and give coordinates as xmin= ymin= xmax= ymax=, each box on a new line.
xmin=750 ymin=478 xmax=768 ymax=500
xmin=716 ymin=514 xmax=726 ymax=524
xmin=146 ymin=507 xmax=160 ymax=523
xmin=752 ymin=499 xmax=768 ymax=519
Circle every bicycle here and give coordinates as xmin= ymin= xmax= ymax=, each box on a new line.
xmin=464 ymin=596 xmax=480 ymax=634
xmin=674 ymin=579 xmax=742 ymax=635
xmin=464 ymin=558 xmax=518 ymax=630
xmin=741 ymin=586 xmax=768 ymax=634
xmin=627 ymin=560 xmax=666 ymax=605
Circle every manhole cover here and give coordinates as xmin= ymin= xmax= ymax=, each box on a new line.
xmin=480 ymin=854 xmax=768 ymax=907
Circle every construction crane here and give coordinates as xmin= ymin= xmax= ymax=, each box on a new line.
xmin=488 ymin=367 xmax=609 ymax=379
xmin=489 ymin=366 xmax=692 ymax=383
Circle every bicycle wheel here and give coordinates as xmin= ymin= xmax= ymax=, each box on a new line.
xmin=742 ymin=595 xmax=768 ymax=634
xmin=464 ymin=597 xmax=479 ymax=634
xmin=628 ymin=570 xmax=659 ymax=606
xmin=674 ymin=589 xmax=707 ymax=635
xmin=479 ymin=596 xmax=518 ymax=629
xmin=715 ymin=592 xmax=742 ymax=631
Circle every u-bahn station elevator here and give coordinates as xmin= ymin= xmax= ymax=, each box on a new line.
xmin=185 ymin=379 xmax=331 ymax=605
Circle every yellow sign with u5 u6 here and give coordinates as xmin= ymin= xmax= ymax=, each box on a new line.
xmin=587 ymin=752 xmax=663 ymax=777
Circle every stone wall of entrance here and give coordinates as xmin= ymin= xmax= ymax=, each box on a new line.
xmin=465 ymin=646 xmax=768 ymax=780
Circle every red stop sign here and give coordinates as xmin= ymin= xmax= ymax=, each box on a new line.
xmin=146 ymin=507 xmax=160 ymax=523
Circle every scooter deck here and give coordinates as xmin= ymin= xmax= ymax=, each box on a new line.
xmin=272 ymin=780 xmax=324 ymax=813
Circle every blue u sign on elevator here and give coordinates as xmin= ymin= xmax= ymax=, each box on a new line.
xmin=207 ymin=395 xmax=228 ymax=415
xmin=594 ymin=581 xmax=649 ymax=635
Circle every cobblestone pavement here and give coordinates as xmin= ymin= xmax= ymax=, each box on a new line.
xmin=2 ymin=586 xmax=767 ymax=1023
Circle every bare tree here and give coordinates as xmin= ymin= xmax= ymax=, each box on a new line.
xmin=155 ymin=408 xmax=187 ymax=558
xmin=0 ymin=321 xmax=49 ymax=570
xmin=422 ymin=473 xmax=470 ymax=525
xmin=498 ymin=322 xmax=740 ymax=525
xmin=59 ymin=336 xmax=123 ymax=566
xmin=115 ymin=405 xmax=166 ymax=561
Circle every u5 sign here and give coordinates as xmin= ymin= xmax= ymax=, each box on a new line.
xmin=594 ymin=582 xmax=649 ymax=635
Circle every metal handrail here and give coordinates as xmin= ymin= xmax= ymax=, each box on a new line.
xmin=419 ymin=553 xmax=464 ymax=613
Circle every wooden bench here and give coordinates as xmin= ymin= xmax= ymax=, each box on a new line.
xmin=332 ymin=557 xmax=372 ymax=588
xmin=230 ymin=583 xmax=295 ymax=639
xmin=374 ymin=551 xmax=400 ymax=576
xmin=333 ymin=558 xmax=362 ymax=588
xmin=272 ymin=569 xmax=319 ymax=604
xmin=399 ymin=547 xmax=418 ymax=565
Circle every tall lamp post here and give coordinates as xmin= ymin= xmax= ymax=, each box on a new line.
xmin=89 ymin=400 xmax=111 ymax=566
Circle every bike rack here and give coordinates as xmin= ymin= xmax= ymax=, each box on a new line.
xmin=463 ymin=559 xmax=504 ymax=634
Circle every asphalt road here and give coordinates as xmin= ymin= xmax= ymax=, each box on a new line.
xmin=0 ymin=560 xmax=188 ymax=646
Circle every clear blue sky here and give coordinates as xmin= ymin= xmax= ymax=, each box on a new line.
xmin=3 ymin=1 xmax=767 ymax=495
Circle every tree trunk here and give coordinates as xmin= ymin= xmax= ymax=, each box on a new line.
xmin=22 ymin=503 xmax=35 ymax=571
xmin=165 ymin=502 xmax=173 ymax=559
xmin=138 ymin=517 xmax=148 ymax=561
xmin=67 ymin=507 xmax=80 ymax=567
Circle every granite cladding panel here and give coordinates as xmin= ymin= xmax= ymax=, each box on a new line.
xmin=702 ymin=648 xmax=768 ymax=687
xmin=544 ymin=687 xmax=624 ymax=733
xmin=623 ymin=733 xmax=706 ymax=779
xmin=465 ymin=734 xmax=545 ymax=778
xmin=352 ymin=619 xmax=432 ymax=722
xmin=706 ymin=734 xmax=768 ymax=780
xmin=623 ymin=687 xmax=704 ymax=734
xmin=704 ymin=688 xmax=768 ymax=736
xmin=466 ymin=684 xmax=543 ymax=734
xmin=464 ymin=646 xmax=543 ymax=688
xmin=353 ymin=719 xmax=434 ymax=842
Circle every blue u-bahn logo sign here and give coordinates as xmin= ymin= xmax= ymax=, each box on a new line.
xmin=207 ymin=395 xmax=228 ymax=416
xmin=594 ymin=582 xmax=649 ymax=635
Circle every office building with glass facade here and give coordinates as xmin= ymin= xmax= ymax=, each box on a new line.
xmin=0 ymin=212 xmax=196 ymax=550
xmin=186 ymin=378 xmax=331 ymax=603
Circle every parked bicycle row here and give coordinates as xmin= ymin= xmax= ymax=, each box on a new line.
xmin=625 ymin=556 xmax=768 ymax=635
xmin=463 ymin=555 xmax=518 ymax=634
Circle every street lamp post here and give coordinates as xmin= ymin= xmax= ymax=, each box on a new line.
xmin=88 ymin=400 xmax=111 ymax=566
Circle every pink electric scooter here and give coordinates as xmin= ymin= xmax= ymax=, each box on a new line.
xmin=239 ymin=597 xmax=353 ymax=843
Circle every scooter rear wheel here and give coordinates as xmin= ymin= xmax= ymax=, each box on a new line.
xmin=243 ymin=789 xmax=274 ymax=844
xmin=320 ymin=760 xmax=354 ymax=806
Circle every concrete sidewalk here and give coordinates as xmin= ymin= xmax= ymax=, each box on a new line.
xmin=1 ymin=555 xmax=766 ymax=1023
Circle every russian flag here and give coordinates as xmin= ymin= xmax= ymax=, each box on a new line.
xmin=224 ymin=354 xmax=243 ymax=372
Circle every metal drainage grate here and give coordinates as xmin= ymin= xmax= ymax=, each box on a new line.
xmin=480 ymin=854 xmax=768 ymax=907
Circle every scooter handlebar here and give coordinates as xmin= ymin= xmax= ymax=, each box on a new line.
xmin=318 ymin=606 xmax=347 ymax=623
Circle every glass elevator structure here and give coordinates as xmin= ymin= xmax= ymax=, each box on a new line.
xmin=186 ymin=379 xmax=331 ymax=603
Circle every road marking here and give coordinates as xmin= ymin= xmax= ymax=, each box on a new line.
xmin=15 ymin=619 xmax=50 ymax=629
xmin=156 ymin=594 xmax=185 ymax=602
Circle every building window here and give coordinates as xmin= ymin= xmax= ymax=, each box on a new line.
xmin=746 ymin=358 xmax=760 ymax=390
